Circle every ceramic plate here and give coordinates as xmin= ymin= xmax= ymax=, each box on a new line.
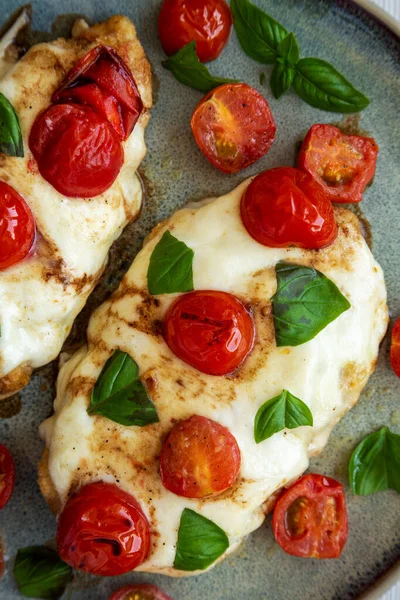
xmin=0 ymin=1 xmax=399 ymax=598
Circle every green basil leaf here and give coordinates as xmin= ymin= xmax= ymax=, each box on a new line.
xmin=0 ymin=92 xmax=24 ymax=157
xmin=231 ymin=0 xmax=288 ymax=64
xmin=271 ymin=262 xmax=351 ymax=347
xmin=147 ymin=230 xmax=194 ymax=295
xmin=293 ymin=57 xmax=369 ymax=113
xmin=277 ymin=33 xmax=300 ymax=65
xmin=14 ymin=546 xmax=72 ymax=600
xmin=254 ymin=389 xmax=313 ymax=443
xmin=162 ymin=42 xmax=237 ymax=93
xmin=88 ymin=350 xmax=159 ymax=427
xmin=174 ymin=508 xmax=229 ymax=571
xmin=349 ymin=427 xmax=400 ymax=496
xmin=270 ymin=61 xmax=295 ymax=99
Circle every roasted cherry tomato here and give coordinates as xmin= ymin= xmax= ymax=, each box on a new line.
xmin=241 ymin=167 xmax=338 ymax=249
xmin=53 ymin=45 xmax=142 ymax=140
xmin=298 ymin=124 xmax=378 ymax=204
xmin=29 ymin=103 xmax=123 ymax=198
xmin=0 ymin=182 xmax=35 ymax=271
xmin=0 ymin=444 xmax=15 ymax=510
xmin=57 ymin=482 xmax=150 ymax=576
xmin=160 ymin=415 xmax=241 ymax=498
xmin=191 ymin=83 xmax=276 ymax=173
xmin=163 ymin=290 xmax=254 ymax=376
xmin=390 ymin=318 xmax=400 ymax=378
xmin=272 ymin=473 xmax=348 ymax=559
xmin=158 ymin=0 xmax=232 ymax=62
xmin=110 ymin=584 xmax=173 ymax=600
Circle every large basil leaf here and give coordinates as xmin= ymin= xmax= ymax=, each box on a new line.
xmin=293 ymin=57 xmax=369 ymax=113
xmin=174 ymin=509 xmax=229 ymax=571
xmin=88 ymin=350 xmax=159 ymax=426
xmin=0 ymin=92 xmax=24 ymax=157
xmin=231 ymin=0 xmax=288 ymax=64
xmin=147 ymin=230 xmax=194 ymax=295
xmin=349 ymin=427 xmax=400 ymax=496
xmin=14 ymin=546 xmax=72 ymax=599
xmin=254 ymin=389 xmax=313 ymax=443
xmin=162 ymin=42 xmax=237 ymax=93
xmin=271 ymin=262 xmax=351 ymax=347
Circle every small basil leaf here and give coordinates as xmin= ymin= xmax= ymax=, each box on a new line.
xmin=14 ymin=546 xmax=72 ymax=600
xmin=162 ymin=42 xmax=237 ymax=93
xmin=91 ymin=349 xmax=139 ymax=406
xmin=293 ymin=57 xmax=369 ymax=113
xmin=349 ymin=427 xmax=400 ymax=496
xmin=277 ymin=33 xmax=300 ymax=65
xmin=0 ymin=92 xmax=24 ymax=157
xmin=270 ymin=62 xmax=295 ymax=99
xmin=231 ymin=0 xmax=288 ymax=64
xmin=254 ymin=389 xmax=313 ymax=443
xmin=147 ymin=230 xmax=194 ymax=295
xmin=174 ymin=508 xmax=229 ymax=571
xmin=271 ymin=262 xmax=351 ymax=347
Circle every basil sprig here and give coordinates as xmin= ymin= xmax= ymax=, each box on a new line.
xmin=349 ymin=427 xmax=400 ymax=496
xmin=0 ymin=93 xmax=24 ymax=157
xmin=254 ymin=389 xmax=313 ymax=443
xmin=162 ymin=41 xmax=238 ymax=93
xmin=88 ymin=350 xmax=159 ymax=426
xmin=174 ymin=509 xmax=229 ymax=571
xmin=271 ymin=262 xmax=351 ymax=347
xmin=14 ymin=546 xmax=72 ymax=599
xmin=147 ymin=230 xmax=194 ymax=295
xmin=231 ymin=0 xmax=369 ymax=112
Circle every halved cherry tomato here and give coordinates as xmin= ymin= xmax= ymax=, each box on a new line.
xmin=29 ymin=103 xmax=123 ymax=198
xmin=390 ymin=318 xmax=400 ymax=378
xmin=298 ymin=124 xmax=378 ymax=203
xmin=0 ymin=182 xmax=35 ymax=271
xmin=160 ymin=415 xmax=241 ymax=498
xmin=191 ymin=83 xmax=276 ymax=173
xmin=163 ymin=290 xmax=254 ymax=376
xmin=0 ymin=444 xmax=15 ymax=509
xmin=240 ymin=167 xmax=338 ymax=249
xmin=110 ymin=584 xmax=173 ymax=600
xmin=158 ymin=0 xmax=232 ymax=62
xmin=272 ymin=473 xmax=348 ymax=559
xmin=57 ymin=482 xmax=150 ymax=576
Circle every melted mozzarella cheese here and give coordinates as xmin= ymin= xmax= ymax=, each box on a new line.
xmin=40 ymin=179 xmax=388 ymax=575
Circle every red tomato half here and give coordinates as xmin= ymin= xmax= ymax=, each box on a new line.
xmin=110 ymin=584 xmax=173 ymax=600
xmin=272 ymin=474 xmax=348 ymax=559
xmin=191 ymin=83 xmax=276 ymax=173
xmin=158 ymin=0 xmax=232 ymax=62
xmin=163 ymin=290 xmax=254 ymax=376
xmin=0 ymin=182 xmax=35 ymax=270
xmin=160 ymin=415 xmax=241 ymax=498
xmin=0 ymin=444 xmax=15 ymax=510
xmin=298 ymin=124 xmax=378 ymax=203
xmin=29 ymin=103 xmax=123 ymax=198
xmin=241 ymin=167 xmax=338 ymax=249
xmin=57 ymin=482 xmax=150 ymax=576
xmin=390 ymin=318 xmax=400 ymax=378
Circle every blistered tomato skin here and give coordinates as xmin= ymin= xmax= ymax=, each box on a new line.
xmin=110 ymin=584 xmax=173 ymax=600
xmin=390 ymin=318 xmax=400 ymax=378
xmin=57 ymin=482 xmax=150 ymax=576
xmin=29 ymin=103 xmax=123 ymax=198
xmin=163 ymin=290 xmax=255 ymax=376
xmin=160 ymin=415 xmax=241 ymax=498
xmin=0 ymin=444 xmax=15 ymax=510
xmin=241 ymin=167 xmax=338 ymax=249
xmin=191 ymin=83 xmax=276 ymax=173
xmin=0 ymin=182 xmax=35 ymax=271
xmin=298 ymin=124 xmax=378 ymax=203
xmin=158 ymin=0 xmax=232 ymax=62
xmin=272 ymin=473 xmax=348 ymax=559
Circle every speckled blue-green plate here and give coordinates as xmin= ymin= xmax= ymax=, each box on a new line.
xmin=0 ymin=1 xmax=399 ymax=599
